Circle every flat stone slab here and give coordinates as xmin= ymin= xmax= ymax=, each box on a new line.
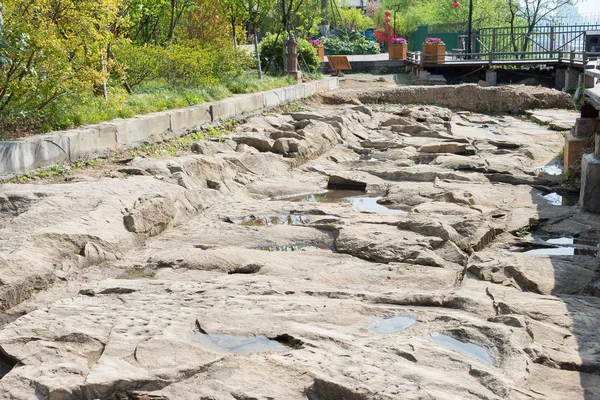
xmin=525 ymin=108 xmax=579 ymax=131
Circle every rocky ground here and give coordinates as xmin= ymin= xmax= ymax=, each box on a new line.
xmin=0 ymin=88 xmax=598 ymax=400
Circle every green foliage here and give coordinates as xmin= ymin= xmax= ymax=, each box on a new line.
xmin=323 ymin=37 xmax=380 ymax=55
xmin=558 ymin=146 xmax=564 ymax=162
xmin=223 ymin=72 xmax=296 ymax=94
xmin=0 ymin=0 xmax=121 ymax=125
xmin=378 ymin=0 xmax=515 ymax=38
xmin=336 ymin=7 xmax=374 ymax=32
xmin=114 ymin=41 xmax=253 ymax=88
xmin=515 ymin=225 xmax=531 ymax=237
xmin=257 ymin=0 xmax=322 ymax=39
xmin=2 ymin=158 xmax=101 ymax=184
xmin=259 ymin=33 xmax=320 ymax=73
xmin=0 ymin=0 xmax=325 ymax=138
xmin=35 ymin=74 xmax=292 ymax=135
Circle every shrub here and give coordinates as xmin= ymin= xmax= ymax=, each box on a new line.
xmin=259 ymin=33 xmax=320 ymax=73
xmin=114 ymin=41 xmax=254 ymax=88
xmin=323 ymin=37 xmax=380 ymax=55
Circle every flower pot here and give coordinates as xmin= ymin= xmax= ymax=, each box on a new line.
xmin=316 ymin=45 xmax=325 ymax=61
xmin=422 ymin=43 xmax=445 ymax=64
xmin=389 ymin=43 xmax=407 ymax=60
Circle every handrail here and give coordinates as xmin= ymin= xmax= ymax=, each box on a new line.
xmin=406 ymin=49 xmax=600 ymax=66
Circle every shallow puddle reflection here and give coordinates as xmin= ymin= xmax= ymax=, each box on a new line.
xmin=428 ymin=334 xmax=493 ymax=365
xmin=345 ymin=196 xmax=407 ymax=214
xmin=536 ymin=164 xmax=563 ymax=176
xmin=237 ymin=214 xmax=311 ymax=226
xmin=247 ymin=242 xmax=332 ymax=252
xmin=511 ymin=235 xmax=598 ymax=257
xmin=290 ymin=190 xmax=407 ymax=214
xmin=538 ymin=191 xmax=578 ymax=206
xmin=521 ymin=247 xmax=597 ymax=256
xmin=191 ymin=333 xmax=286 ymax=354
xmin=368 ymin=315 xmax=416 ymax=334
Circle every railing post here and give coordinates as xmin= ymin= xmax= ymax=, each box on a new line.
xmin=558 ymin=51 xmax=563 ymax=63
xmin=549 ymin=26 xmax=555 ymax=59
xmin=570 ymin=49 xmax=575 ymax=65
xmin=488 ymin=51 xmax=493 ymax=68
xmin=492 ymin=28 xmax=497 ymax=54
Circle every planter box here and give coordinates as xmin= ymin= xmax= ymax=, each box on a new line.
xmin=316 ymin=46 xmax=325 ymax=61
xmin=389 ymin=43 xmax=407 ymax=60
xmin=422 ymin=43 xmax=445 ymax=64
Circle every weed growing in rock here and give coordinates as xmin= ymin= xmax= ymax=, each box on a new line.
xmin=558 ymin=147 xmax=565 ymax=162
xmin=515 ymin=225 xmax=532 ymax=237
xmin=2 ymin=159 xmax=102 ymax=184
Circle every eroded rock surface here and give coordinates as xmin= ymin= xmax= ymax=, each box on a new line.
xmin=0 ymin=98 xmax=598 ymax=400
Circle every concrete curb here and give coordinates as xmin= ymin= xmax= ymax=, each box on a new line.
xmin=0 ymin=77 xmax=339 ymax=178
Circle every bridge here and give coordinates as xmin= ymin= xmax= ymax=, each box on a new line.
xmin=405 ymin=24 xmax=599 ymax=86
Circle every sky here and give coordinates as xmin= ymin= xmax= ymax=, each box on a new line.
xmin=578 ymin=0 xmax=600 ymax=15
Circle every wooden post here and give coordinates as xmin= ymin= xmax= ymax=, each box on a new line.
xmin=488 ymin=51 xmax=493 ymax=68
xmin=570 ymin=50 xmax=575 ymax=65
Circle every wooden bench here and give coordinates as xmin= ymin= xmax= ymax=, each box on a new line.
xmin=328 ymin=56 xmax=352 ymax=76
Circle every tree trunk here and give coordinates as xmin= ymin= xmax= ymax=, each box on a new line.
xmin=254 ymin=28 xmax=263 ymax=80
xmin=231 ymin=14 xmax=238 ymax=51
xmin=168 ymin=0 xmax=176 ymax=44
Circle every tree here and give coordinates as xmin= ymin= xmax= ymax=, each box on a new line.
xmin=336 ymin=7 xmax=374 ymax=33
xmin=507 ymin=0 xmax=578 ymax=53
xmin=229 ymin=0 xmax=276 ymax=78
xmin=0 ymin=0 xmax=123 ymax=114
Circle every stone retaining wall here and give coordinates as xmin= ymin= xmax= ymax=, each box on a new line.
xmin=320 ymin=84 xmax=575 ymax=114
xmin=0 ymin=77 xmax=339 ymax=178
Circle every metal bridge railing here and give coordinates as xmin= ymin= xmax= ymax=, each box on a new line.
xmin=407 ymin=50 xmax=600 ymax=67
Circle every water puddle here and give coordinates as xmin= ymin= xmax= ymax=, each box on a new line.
xmin=367 ymin=315 xmax=416 ymax=334
xmin=289 ymin=190 xmax=368 ymax=204
xmin=510 ymin=235 xmax=598 ymax=257
xmin=428 ymin=333 xmax=493 ymax=365
xmin=537 ymin=191 xmax=578 ymax=206
xmin=518 ymin=246 xmax=597 ymax=257
xmin=545 ymin=237 xmax=598 ymax=246
xmin=236 ymin=214 xmax=312 ymax=226
xmin=536 ymin=163 xmax=563 ymax=176
xmin=345 ymin=196 xmax=408 ymax=215
xmin=358 ymin=155 xmax=378 ymax=162
xmin=247 ymin=242 xmax=332 ymax=252
xmin=0 ymin=351 xmax=17 ymax=380
xmin=191 ymin=333 xmax=287 ymax=354
xmin=289 ymin=190 xmax=408 ymax=214
xmin=0 ymin=363 xmax=12 ymax=379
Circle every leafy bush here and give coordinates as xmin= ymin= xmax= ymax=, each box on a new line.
xmin=259 ymin=33 xmax=320 ymax=73
xmin=337 ymin=7 xmax=374 ymax=32
xmin=114 ymin=41 xmax=254 ymax=88
xmin=323 ymin=37 xmax=380 ymax=55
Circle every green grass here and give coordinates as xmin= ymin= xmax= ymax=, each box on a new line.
xmin=2 ymin=158 xmax=102 ymax=184
xmin=3 ymin=72 xmax=308 ymax=139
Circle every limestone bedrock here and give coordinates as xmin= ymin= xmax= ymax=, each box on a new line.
xmin=0 ymin=90 xmax=598 ymax=400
